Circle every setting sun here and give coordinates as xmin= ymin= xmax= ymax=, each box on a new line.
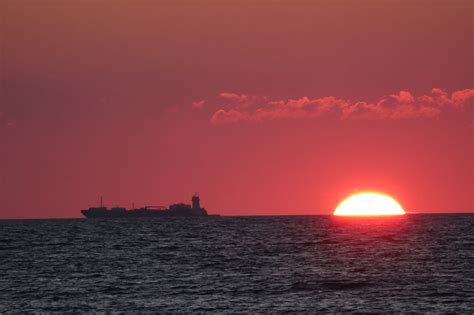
xmin=334 ymin=192 xmax=406 ymax=216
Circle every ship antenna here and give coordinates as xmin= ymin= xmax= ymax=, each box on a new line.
xmin=1 ymin=1 xmax=8 ymax=110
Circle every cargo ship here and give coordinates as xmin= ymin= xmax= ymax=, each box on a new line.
xmin=81 ymin=195 xmax=214 ymax=218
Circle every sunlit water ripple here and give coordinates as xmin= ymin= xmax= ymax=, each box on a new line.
xmin=1 ymin=214 xmax=473 ymax=312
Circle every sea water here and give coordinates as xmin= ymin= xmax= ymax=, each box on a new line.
xmin=1 ymin=214 xmax=473 ymax=312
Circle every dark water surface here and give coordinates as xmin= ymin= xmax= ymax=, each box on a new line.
xmin=1 ymin=215 xmax=473 ymax=312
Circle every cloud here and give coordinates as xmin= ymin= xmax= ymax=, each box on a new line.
xmin=0 ymin=112 xmax=16 ymax=129
xmin=5 ymin=121 xmax=16 ymax=128
xmin=210 ymin=109 xmax=249 ymax=125
xmin=210 ymin=89 xmax=474 ymax=125
xmin=219 ymin=92 xmax=243 ymax=101
xmin=218 ymin=92 xmax=269 ymax=109
xmin=451 ymin=89 xmax=474 ymax=108
xmin=192 ymin=99 xmax=205 ymax=110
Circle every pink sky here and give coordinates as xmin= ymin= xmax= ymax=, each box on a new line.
xmin=0 ymin=0 xmax=472 ymax=218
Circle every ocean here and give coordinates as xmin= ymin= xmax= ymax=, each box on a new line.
xmin=1 ymin=214 xmax=473 ymax=312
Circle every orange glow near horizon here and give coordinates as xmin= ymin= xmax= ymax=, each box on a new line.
xmin=334 ymin=193 xmax=406 ymax=216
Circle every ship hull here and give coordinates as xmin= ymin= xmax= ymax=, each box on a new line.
xmin=81 ymin=210 xmax=214 ymax=218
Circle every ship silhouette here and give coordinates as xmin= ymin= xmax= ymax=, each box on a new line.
xmin=81 ymin=195 xmax=215 ymax=218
